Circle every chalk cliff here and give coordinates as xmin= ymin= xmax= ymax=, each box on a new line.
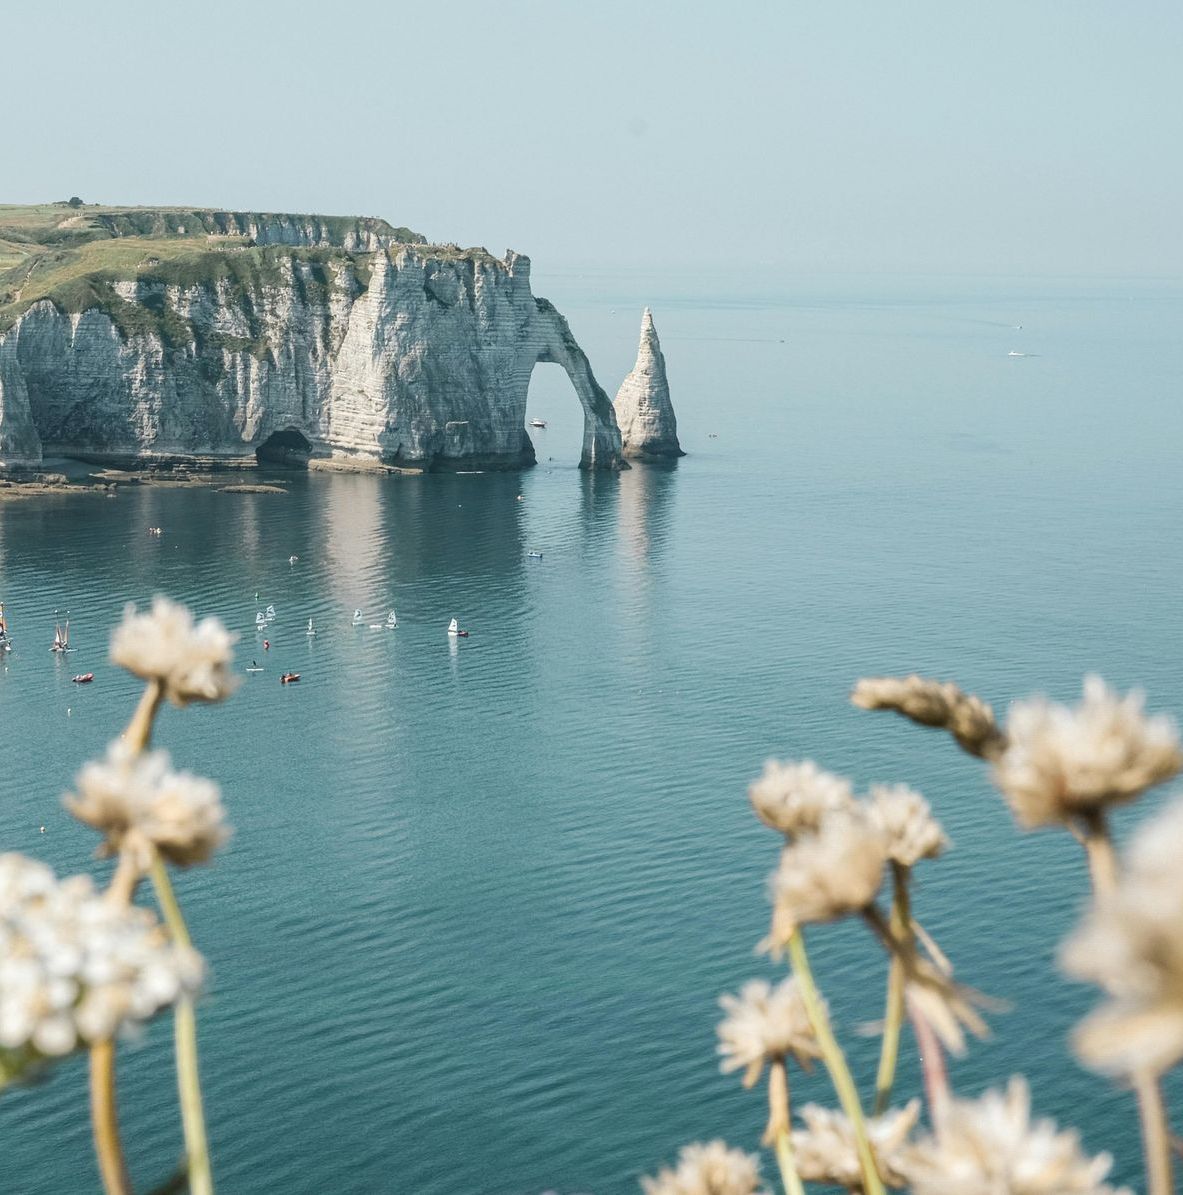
xmin=614 ymin=308 xmax=683 ymax=460
xmin=0 ymin=206 xmax=626 ymax=471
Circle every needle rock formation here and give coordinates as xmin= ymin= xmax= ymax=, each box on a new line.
xmin=614 ymin=308 xmax=683 ymax=461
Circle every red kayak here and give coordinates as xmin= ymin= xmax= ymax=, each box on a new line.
xmin=280 ymin=672 xmax=301 ymax=684
xmin=72 ymin=673 xmax=94 ymax=684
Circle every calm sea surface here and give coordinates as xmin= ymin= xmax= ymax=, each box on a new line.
xmin=1 ymin=271 xmax=1180 ymax=1193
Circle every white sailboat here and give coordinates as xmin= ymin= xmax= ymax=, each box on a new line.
xmin=306 ymin=617 xmax=316 ymax=637
xmin=255 ymin=611 xmax=267 ymax=629
xmin=447 ymin=617 xmax=468 ymax=638
xmin=352 ymin=609 xmax=363 ymax=625
xmin=51 ymin=615 xmax=73 ymax=653
xmin=265 ymin=604 xmax=276 ymax=621
xmin=386 ymin=610 xmax=398 ymax=628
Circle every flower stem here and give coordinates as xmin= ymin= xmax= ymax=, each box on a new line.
xmin=90 ymin=1039 xmax=132 ymax=1195
xmin=873 ymin=867 xmax=910 ymax=1115
xmin=1135 ymin=1070 xmax=1174 ymax=1195
xmin=1080 ymin=811 xmax=1118 ymax=895
xmin=787 ymin=929 xmax=884 ymax=1195
xmin=124 ymin=679 xmax=163 ymax=752
xmin=149 ymin=855 xmax=214 ymax=1195
xmin=908 ymin=995 xmax=951 ymax=1130
xmin=774 ymin=1129 xmax=806 ymax=1195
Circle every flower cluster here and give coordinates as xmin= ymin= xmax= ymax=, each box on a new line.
xmin=1061 ymin=795 xmax=1183 ymax=1076
xmin=899 ymin=1077 xmax=1129 ymax=1195
xmin=764 ymin=809 xmax=888 ymax=952
xmin=748 ymin=760 xmax=855 ymax=838
xmin=851 ymin=675 xmax=1004 ymax=759
xmin=716 ymin=977 xmax=820 ymax=1087
xmin=993 ymin=676 xmax=1181 ymax=829
xmin=67 ymin=741 xmax=229 ymax=867
xmin=110 ymin=596 xmax=237 ymax=707
xmin=866 ymin=784 xmax=947 ymax=867
xmin=640 ymin=1141 xmax=766 ymax=1195
xmin=791 ymin=1100 xmax=919 ymax=1191
xmin=0 ymin=854 xmax=203 ymax=1078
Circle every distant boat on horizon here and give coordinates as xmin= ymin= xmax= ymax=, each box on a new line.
xmin=529 ymin=418 xmax=547 ymax=428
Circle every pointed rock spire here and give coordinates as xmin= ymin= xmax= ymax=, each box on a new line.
xmin=614 ymin=308 xmax=684 ymax=460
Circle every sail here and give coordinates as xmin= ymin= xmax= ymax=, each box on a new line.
xmin=448 ymin=617 xmax=458 ymax=633
xmin=387 ymin=610 xmax=397 ymax=626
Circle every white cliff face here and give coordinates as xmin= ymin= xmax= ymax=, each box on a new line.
xmin=614 ymin=308 xmax=683 ymax=460
xmin=0 ymin=247 xmax=627 ymax=471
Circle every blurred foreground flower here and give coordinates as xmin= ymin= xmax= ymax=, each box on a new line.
xmin=866 ymin=784 xmax=947 ymax=867
xmin=717 ymin=977 xmax=820 ymax=1087
xmin=640 ymin=1140 xmax=766 ymax=1195
xmin=1062 ymin=795 xmax=1183 ymax=1076
xmin=851 ymin=676 xmax=1003 ymax=760
xmin=899 ymin=1077 xmax=1129 ymax=1195
xmin=764 ymin=811 xmax=887 ymax=952
xmin=993 ymin=676 xmax=1180 ymax=829
xmin=791 ymin=1100 xmax=919 ymax=1190
xmin=67 ymin=742 xmax=229 ymax=867
xmin=748 ymin=760 xmax=855 ymax=838
xmin=110 ymin=596 xmax=237 ymax=707
xmin=0 ymin=854 xmax=203 ymax=1085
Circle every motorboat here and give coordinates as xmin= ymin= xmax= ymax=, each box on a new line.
xmin=529 ymin=418 xmax=547 ymax=429
xmin=280 ymin=672 xmax=301 ymax=684
xmin=527 ymin=551 xmax=543 ymax=559
xmin=72 ymin=672 xmax=94 ymax=684
xmin=447 ymin=617 xmax=469 ymax=638
xmin=289 ymin=555 xmax=299 ymax=564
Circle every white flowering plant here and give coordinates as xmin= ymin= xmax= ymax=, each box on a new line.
xmin=643 ymin=675 xmax=1181 ymax=1195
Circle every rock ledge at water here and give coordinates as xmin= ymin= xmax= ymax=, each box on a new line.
xmin=614 ymin=308 xmax=684 ymax=460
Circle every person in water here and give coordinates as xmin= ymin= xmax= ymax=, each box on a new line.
xmin=263 ymin=640 xmax=270 ymax=650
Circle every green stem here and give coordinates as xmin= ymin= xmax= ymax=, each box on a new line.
xmin=873 ymin=866 xmax=910 ymax=1115
xmin=149 ymin=855 xmax=214 ymax=1195
xmin=774 ymin=1129 xmax=806 ymax=1195
xmin=787 ymin=929 xmax=884 ymax=1195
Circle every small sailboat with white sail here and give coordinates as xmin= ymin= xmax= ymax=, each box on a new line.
xmin=306 ymin=617 xmax=316 ymax=637
xmin=447 ymin=617 xmax=469 ymax=638
xmin=50 ymin=614 xmax=73 ymax=654
xmin=352 ymin=609 xmax=364 ymax=625
xmin=386 ymin=610 xmax=398 ymax=629
xmin=255 ymin=611 xmax=267 ymax=629
xmin=265 ymin=604 xmax=276 ymax=621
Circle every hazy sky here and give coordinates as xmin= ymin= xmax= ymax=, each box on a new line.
xmin=6 ymin=1 xmax=1180 ymax=276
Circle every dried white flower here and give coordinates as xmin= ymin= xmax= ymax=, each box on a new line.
xmin=716 ymin=977 xmax=820 ymax=1087
xmin=66 ymin=741 xmax=229 ymax=867
xmin=1061 ymin=794 xmax=1183 ymax=1076
xmin=852 ymin=675 xmax=1003 ymax=759
xmin=993 ymin=676 xmax=1181 ymax=828
xmin=640 ymin=1140 xmax=766 ymax=1195
xmin=866 ymin=784 xmax=947 ymax=867
xmin=110 ymin=596 xmax=237 ymax=706
xmin=0 ymin=854 xmax=203 ymax=1083
xmin=748 ymin=760 xmax=855 ymax=838
xmin=764 ymin=811 xmax=887 ymax=952
xmin=899 ymin=1077 xmax=1129 ymax=1195
xmin=792 ymin=1099 xmax=920 ymax=1190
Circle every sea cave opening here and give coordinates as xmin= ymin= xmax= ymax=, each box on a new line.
xmin=255 ymin=428 xmax=312 ymax=468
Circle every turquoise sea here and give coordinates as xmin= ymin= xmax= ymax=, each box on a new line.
xmin=1 ymin=271 xmax=1180 ymax=1192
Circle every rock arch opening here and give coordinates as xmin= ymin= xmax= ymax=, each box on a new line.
xmin=524 ymin=361 xmax=586 ymax=468
xmin=255 ymin=428 xmax=312 ymax=467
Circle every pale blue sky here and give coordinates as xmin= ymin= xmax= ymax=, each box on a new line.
xmin=5 ymin=1 xmax=1180 ymax=275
